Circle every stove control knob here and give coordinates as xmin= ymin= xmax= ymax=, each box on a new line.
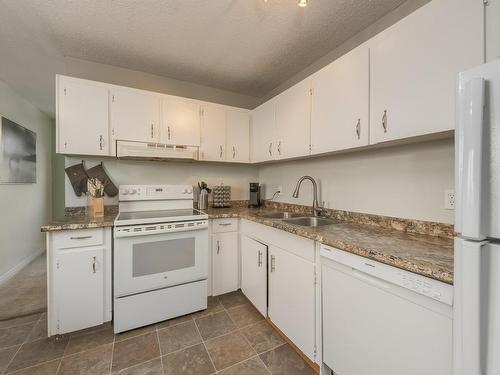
xmin=186 ymin=188 xmax=193 ymax=194
xmin=130 ymin=189 xmax=137 ymax=195
xmin=122 ymin=189 xmax=129 ymax=195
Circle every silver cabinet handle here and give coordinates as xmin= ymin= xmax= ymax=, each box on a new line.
xmin=382 ymin=110 xmax=387 ymax=133
xmin=167 ymin=126 xmax=171 ymax=140
xmin=268 ymin=142 xmax=272 ymax=156
xmin=216 ymin=240 xmax=220 ymax=254
xmin=356 ymin=119 xmax=361 ymax=139
xmin=232 ymin=146 xmax=236 ymax=159
xmin=70 ymin=235 xmax=92 ymax=240
xmin=219 ymin=145 xmax=223 ymax=159
xmin=92 ymin=256 xmax=96 ymax=273
xmin=277 ymin=141 xmax=281 ymax=155
xmin=270 ymin=255 xmax=276 ymax=272
xmin=258 ymin=250 xmax=263 ymax=267
xmin=99 ymin=135 xmax=104 ymax=150
xmin=218 ymin=223 xmax=232 ymax=226
xmin=150 ymin=124 xmax=154 ymax=138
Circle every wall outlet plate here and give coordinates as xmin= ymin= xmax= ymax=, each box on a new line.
xmin=444 ymin=190 xmax=455 ymax=210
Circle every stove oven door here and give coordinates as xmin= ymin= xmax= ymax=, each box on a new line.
xmin=113 ymin=226 xmax=208 ymax=297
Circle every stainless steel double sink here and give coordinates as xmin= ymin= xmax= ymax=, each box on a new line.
xmin=256 ymin=212 xmax=336 ymax=227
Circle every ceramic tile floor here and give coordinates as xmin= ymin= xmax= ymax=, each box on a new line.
xmin=0 ymin=290 xmax=316 ymax=374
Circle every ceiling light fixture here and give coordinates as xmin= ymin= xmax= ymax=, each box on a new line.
xmin=298 ymin=0 xmax=308 ymax=7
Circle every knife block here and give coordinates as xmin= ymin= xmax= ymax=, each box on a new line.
xmin=88 ymin=196 xmax=104 ymax=218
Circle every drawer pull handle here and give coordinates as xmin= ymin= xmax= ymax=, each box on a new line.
xmin=92 ymin=256 xmax=96 ymax=273
xmin=270 ymin=255 xmax=276 ymax=272
xmin=70 ymin=235 xmax=92 ymax=240
xmin=218 ymin=223 xmax=232 ymax=226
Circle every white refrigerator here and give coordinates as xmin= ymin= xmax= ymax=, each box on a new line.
xmin=454 ymin=59 xmax=500 ymax=375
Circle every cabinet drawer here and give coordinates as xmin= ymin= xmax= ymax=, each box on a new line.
xmin=212 ymin=219 xmax=238 ymax=233
xmin=53 ymin=228 xmax=104 ymax=249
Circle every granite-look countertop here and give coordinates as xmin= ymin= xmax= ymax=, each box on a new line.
xmin=41 ymin=204 xmax=453 ymax=284
xmin=204 ymin=206 xmax=454 ymax=284
xmin=40 ymin=208 xmax=117 ymax=232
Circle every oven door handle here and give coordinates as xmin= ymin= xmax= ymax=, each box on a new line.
xmin=114 ymin=222 xmax=208 ymax=238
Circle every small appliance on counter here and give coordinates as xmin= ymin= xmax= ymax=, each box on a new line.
xmin=212 ymin=185 xmax=231 ymax=208
xmin=249 ymin=182 xmax=261 ymax=207
xmin=197 ymin=181 xmax=211 ymax=210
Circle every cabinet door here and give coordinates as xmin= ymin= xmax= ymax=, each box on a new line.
xmin=241 ymin=235 xmax=267 ymax=316
xmin=212 ymin=232 xmax=239 ymax=296
xmin=57 ymin=76 xmax=110 ymax=156
xmin=251 ymin=100 xmax=276 ymax=162
xmin=110 ymin=88 xmax=160 ymax=146
xmin=55 ymin=248 xmax=104 ymax=334
xmin=275 ymin=79 xmax=311 ymax=159
xmin=311 ymin=45 xmax=369 ymax=154
xmin=200 ymin=105 xmax=226 ymax=161
xmin=226 ymin=109 xmax=250 ymax=163
xmin=269 ymin=245 xmax=315 ymax=360
xmin=370 ymin=0 xmax=483 ymax=144
xmin=161 ymin=97 xmax=201 ymax=146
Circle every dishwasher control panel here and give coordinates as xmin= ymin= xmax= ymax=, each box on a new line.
xmin=321 ymin=244 xmax=453 ymax=305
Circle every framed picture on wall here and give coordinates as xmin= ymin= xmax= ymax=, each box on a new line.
xmin=0 ymin=116 xmax=36 ymax=183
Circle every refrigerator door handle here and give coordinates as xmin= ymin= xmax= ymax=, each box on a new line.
xmin=457 ymin=77 xmax=485 ymax=239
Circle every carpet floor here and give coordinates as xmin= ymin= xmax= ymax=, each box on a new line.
xmin=0 ymin=254 xmax=46 ymax=321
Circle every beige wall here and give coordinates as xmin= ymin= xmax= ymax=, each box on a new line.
xmin=63 ymin=57 xmax=260 ymax=110
xmin=0 ymin=80 xmax=53 ymax=279
xmin=64 ymin=156 xmax=258 ymax=207
xmin=258 ymin=139 xmax=455 ymax=224
xmin=486 ymin=0 xmax=500 ymax=62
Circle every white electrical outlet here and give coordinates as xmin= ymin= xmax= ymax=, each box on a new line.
xmin=444 ymin=190 xmax=455 ymax=209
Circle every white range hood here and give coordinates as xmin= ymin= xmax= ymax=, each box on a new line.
xmin=116 ymin=140 xmax=199 ymax=161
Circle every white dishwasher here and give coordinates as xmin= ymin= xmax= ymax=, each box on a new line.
xmin=321 ymin=245 xmax=453 ymax=375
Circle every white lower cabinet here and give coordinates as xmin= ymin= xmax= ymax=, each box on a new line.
xmin=47 ymin=228 xmax=112 ymax=336
xmin=241 ymin=235 xmax=267 ymax=316
xmin=240 ymin=219 xmax=317 ymax=363
xmin=55 ymin=248 xmax=104 ymax=334
xmin=268 ymin=245 xmax=316 ymax=361
xmin=212 ymin=231 xmax=239 ymax=296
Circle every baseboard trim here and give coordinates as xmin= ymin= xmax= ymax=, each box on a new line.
xmin=0 ymin=249 xmax=45 ymax=285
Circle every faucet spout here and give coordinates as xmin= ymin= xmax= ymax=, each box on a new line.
xmin=292 ymin=176 xmax=320 ymax=216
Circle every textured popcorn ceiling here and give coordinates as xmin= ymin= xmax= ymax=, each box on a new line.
xmin=0 ymin=0 xmax=406 ymax=114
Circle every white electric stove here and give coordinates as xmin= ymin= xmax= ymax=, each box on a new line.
xmin=113 ymin=184 xmax=209 ymax=333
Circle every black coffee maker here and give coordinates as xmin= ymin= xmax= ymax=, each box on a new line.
xmin=249 ymin=183 xmax=261 ymax=207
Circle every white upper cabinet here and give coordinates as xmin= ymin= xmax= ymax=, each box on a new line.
xmin=161 ymin=97 xmax=201 ymax=146
xmin=311 ymin=45 xmax=370 ymax=154
xmin=251 ymin=99 xmax=276 ymax=163
xmin=57 ymin=76 xmax=110 ymax=156
xmin=369 ymin=0 xmax=483 ymax=144
xmin=200 ymin=104 xmax=226 ymax=161
xmin=275 ymin=79 xmax=312 ymax=159
xmin=110 ymin=87 xmax=160 ymax=148
xmin=226 ymin=109 xmax=250 ymax=163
